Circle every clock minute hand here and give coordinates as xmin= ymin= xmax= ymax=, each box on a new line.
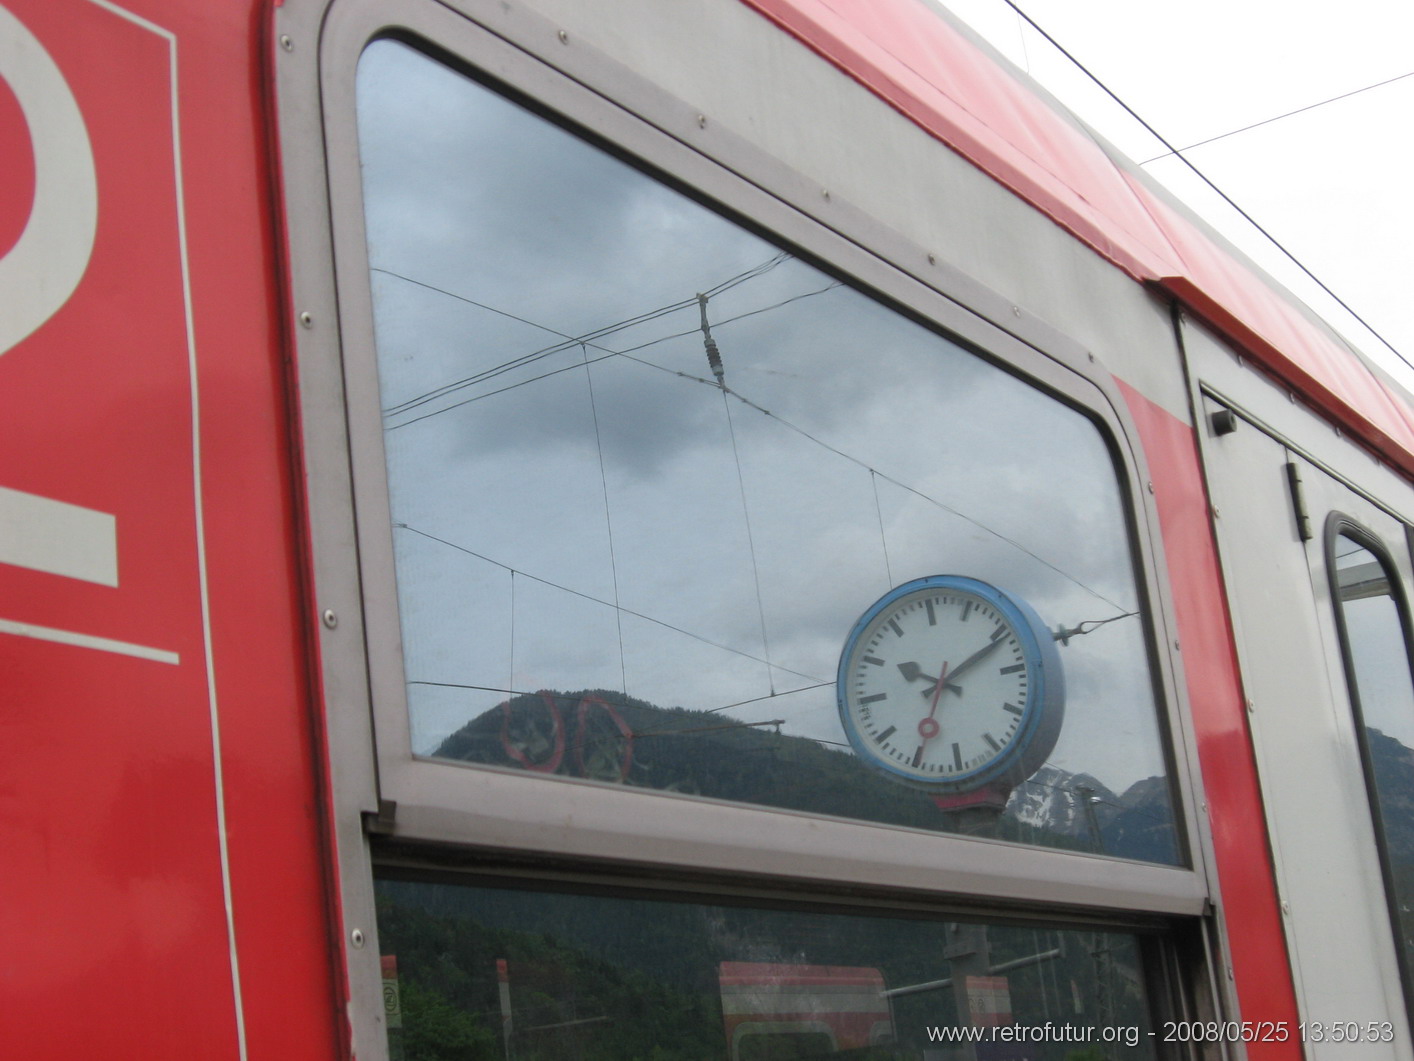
xmin=937 ymin=632 xmax=1007 ymax=687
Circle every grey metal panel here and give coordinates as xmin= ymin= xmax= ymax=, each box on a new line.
xmin=382 ymin=764 xmax=1207 ymax=915
xmin=1189 ymin=320 xmax=1414 ymax=1056
xmin=1185 ymin=317 xmax=1414 ymax=525
xmin=271 ymin=3 xmax=391 ymax=1057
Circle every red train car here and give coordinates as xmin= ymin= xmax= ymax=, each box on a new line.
xmin=6 ymin=1 xmax=1414 ymax=1058
xmin=718 ymin=962 xmax=894 ymax=1059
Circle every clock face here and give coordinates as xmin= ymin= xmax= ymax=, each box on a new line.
xmin=837 ymin=576 xmax=1063 ymax=792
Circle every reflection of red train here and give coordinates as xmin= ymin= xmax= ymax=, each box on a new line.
xmin=499 ymin=691 xmax=635 ymax=780
xmin=718 ymin=963 xmax=894 ymax=1060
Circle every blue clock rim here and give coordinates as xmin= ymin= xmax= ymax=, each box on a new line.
xmin=836 ymin=574 xmax=1063 ymax=791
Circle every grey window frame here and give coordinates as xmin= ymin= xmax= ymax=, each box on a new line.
xmin=1323 ymin=512 xmax=1414 ymax=1023
xmin=271 ymin=0 xmax=1216 ymax=1053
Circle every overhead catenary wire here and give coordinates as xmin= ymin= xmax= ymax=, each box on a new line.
xmin=1139 ymin=70 xmax=1414 ymax=165
xmin=702 ymin=288 xmax=777 ymax=695
xmin=394 ymin=521 xmax=829 ymax=686
xmin=1000 ymin=0 xmax=1410 ymax=370
xmin=624 ymin=350 xmax=1131 ymax=614
xmin=380 ymin=280 xmax=837 ymax=431
xmin=580 ymin=342 xmax=630 ymax=699
xmin=376 ymin=251 xmax=788 ymax=418
xmin=381 ymin=268 xmax=1131 ymax=613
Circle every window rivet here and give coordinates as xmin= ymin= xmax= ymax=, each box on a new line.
xmin=1087 ymin=352 xmax=1095 ymax=362
xmin=351 ymin=928 xmax=365 ymax=948
xmin=821 ymin=188 xmax=831 ymax=201
xmin=1146 ymin=481 xmax=1155 ymax=494
xmin=1247 ymin=699 xmax=1256 ymax=713
xmin=323 ymin=609 xmax=338 ymax=629
xmin=927 ymin=253 xmax=936 ymax=265
xmin=557 ymin=29 xmax=568 ymax=44
xmin=696 ymin=114 xmax=707 ymax=129
xmin=1011 ymin=306 xmax=1021 ymax=317
xmin=1172 ymin=639 xmax=1180 ymax=652
xmin=279 ymin=34 xmax=293 ymax=52
xmin=299 ymin=311 xmax=313 ymax=328
xmin=1212 ymin=506 xmax=1221 ymax=518
xmin=1281 ymin=900 xmax=1291 ymax=916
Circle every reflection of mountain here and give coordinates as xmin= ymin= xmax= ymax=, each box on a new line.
xmin=1009 ymin=767 xmax=1179 ymax=864
xmin=433 ymin=689 xmax=1177 ymax=862
xmin=1366 ymin=727 xmax=1414 ymax=865
xmin=434 ymin=688 xmax=949 ymax=832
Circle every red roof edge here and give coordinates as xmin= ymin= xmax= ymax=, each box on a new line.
xmin=734 ymin=0 xmax=1414 ymax=474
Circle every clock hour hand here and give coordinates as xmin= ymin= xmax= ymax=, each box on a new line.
xmin=897 ymin=661 xmax=962 ymax=695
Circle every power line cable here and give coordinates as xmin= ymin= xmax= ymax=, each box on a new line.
xmin=394 ymin=521 xmax=828 ymax=685
xmin=1000 ymin=0 xmax=1409 ymax=369
xmin=382 ymin=275 xmax=1134 ymax=613
xmin=1139 ymin=71 xmax=1414 ymax=165
xmin=383 ymin=282 xmax=841 ymax=430
xmin=622 ymin=350 xmax=1130 ymax=613
xmin=376 ymin=252 xmax=790 ymax=416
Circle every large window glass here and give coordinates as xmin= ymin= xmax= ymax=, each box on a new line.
xmin=354 ymin=39 xmax=1180 ymax=863
xmin=1330 ymin=529 xmax=1414 ymax=1007
xmin=376 ymin=876 xmax=1160 ymax=1061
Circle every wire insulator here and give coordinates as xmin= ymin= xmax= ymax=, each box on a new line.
xmin=697 ymin=292 xmax=726 ymax=385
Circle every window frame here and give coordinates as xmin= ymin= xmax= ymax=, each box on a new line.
xmin=272 ymin=0 xmax=1214 ymax=1051
xmin=1323 ymin=512 xmax=1414 ymax=1022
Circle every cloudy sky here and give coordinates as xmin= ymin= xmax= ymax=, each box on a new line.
xmin=936 ymin=0 xmax=1414 ymax=389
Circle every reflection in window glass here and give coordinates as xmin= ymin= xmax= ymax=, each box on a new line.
xmin=355 ymin=40 xmax=1179 ymax=862
xmin=376 ymin=877 xmax=1157 ymax=1061
xmin=1333 ymin=533 xmax=1414 ymax=995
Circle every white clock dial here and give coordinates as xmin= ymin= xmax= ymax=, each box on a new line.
xmin=837 ymin=576 xmax=1063 ymax=792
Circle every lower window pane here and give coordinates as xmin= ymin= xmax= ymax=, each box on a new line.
xmin=375 ymin=877 xmax=1159 ymax=1060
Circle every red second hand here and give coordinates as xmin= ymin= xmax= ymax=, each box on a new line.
xmin=912 ymin=660 xmax=951 ymax=766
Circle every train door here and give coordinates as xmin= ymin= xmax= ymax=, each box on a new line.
xmin=1191 ymin=327 xmax=1414 ymax=1057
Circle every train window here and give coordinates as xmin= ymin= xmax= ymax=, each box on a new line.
xmin=1328 ymin=527 xmax=1414 ymax=1007
xmin=352 ymin=36 xmax=1181 ymax=864
xmin=374 ymin=874 xmax=1161 ymax=1061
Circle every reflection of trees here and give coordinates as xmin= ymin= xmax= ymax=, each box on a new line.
xmin=376 ymin=880 xmax=1157 ymax=1061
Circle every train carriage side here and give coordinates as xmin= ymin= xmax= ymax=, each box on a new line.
xmin=4 ymin=0 xmax=1414 ymax=1058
